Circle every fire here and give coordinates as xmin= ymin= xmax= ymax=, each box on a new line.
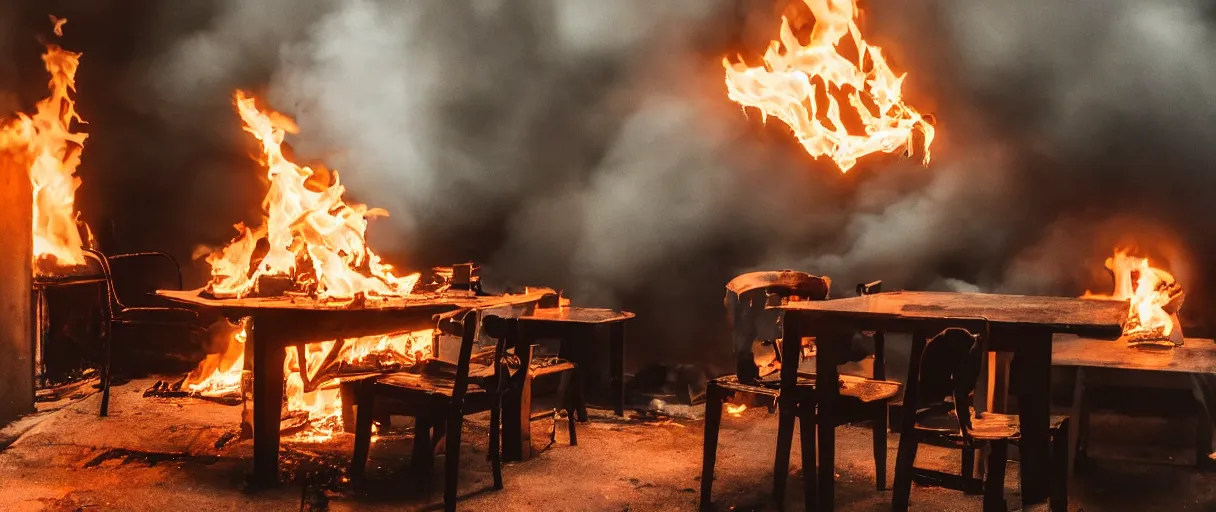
xmin=725 ymin=403 xmax=747 ymax=417
xmin=181 ymin=319 xmax=434 ymax=441
xmin=204 ymin=91 xmax=419 ymax=300
xmin=1084 ymin=249 xmax=1184 ymax=342
xmin=723 ymin=0 xmax=934 ymax=172
xmin=0 ymin=17 xmax=92 ymax=271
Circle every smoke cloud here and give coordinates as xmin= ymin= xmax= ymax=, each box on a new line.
xmin=5 ymin=0 xmax=1215 ymax=366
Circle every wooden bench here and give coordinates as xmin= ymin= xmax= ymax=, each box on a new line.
xmin=1052 ymin=334 xmax=1216 ymax=472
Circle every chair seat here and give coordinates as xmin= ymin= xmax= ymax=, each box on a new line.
xmin=711 ymin=373 xmax=901 ymax=403
xmin=916 ymin=406 xmax=1069 ymax=441
xmin=374 ymin=370 xmax=490 ymax=398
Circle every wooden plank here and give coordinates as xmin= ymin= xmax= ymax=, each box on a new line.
xmin=1052 ymin=334 xmax=1216 ymax=374
xmin=520 ymin=307 xmax=635 ymax=324
xmin=0 ymin=149 xmax=33 ymax=425
xmin=777 ymin=291 xmax=1126 ymax=338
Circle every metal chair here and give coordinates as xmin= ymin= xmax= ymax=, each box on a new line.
xmin=700 ymin=271 xmax=902 ymax=510
xmin=86 ymin=249 xmax=202 ymax=417
xmin=892 ymin=326 xmax=1070 ymax=512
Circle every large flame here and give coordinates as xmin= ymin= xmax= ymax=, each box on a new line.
xmin=205 ymin=91 xmax=419 ymax=300
xmin=0 ymin=17 xmax=91 ymax=271
xmin=723 ymin=0 xmax=934 ymax=172
xmin=181 ymin=319 xmax=434 ymax=441
xmin=1084 ymin=249 xmax=1183 ymax=341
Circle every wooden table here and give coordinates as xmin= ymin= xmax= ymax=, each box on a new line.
xmin=1053 ymin=334 xmax=1216 ymax=470
xmin=157 ymin=288 xmax=551 ymax=486
xmin=775 ymin=291 xmax=1127 ymax=510
xmin=500 ymin=307 xmax=634 ymax=462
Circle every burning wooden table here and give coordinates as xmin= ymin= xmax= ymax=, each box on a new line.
xmin=775 ymin=291 xmax=1127 ymax=510
xmin=158 ymin=287 xmax=552 ymax=486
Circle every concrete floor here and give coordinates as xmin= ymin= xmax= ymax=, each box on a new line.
xmin=1 ymin=378 xmax=1214 ymax=511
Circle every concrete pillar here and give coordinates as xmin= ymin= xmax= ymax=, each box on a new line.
xmin=0 ymin=150 xmax=34 ymax=426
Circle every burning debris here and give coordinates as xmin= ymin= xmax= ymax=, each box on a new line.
xmin=0 ymin=17 xmax=94 ymax=275
xmin=1085 ymin=249 xmax=1185 ymax=346
xmin=202 ymin=91 xmax=419 ymax=301
xmin=723 ymin=0 xmax=934 ymax=172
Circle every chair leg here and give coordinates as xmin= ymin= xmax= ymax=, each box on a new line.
xmin=444 ymin=411 xmax=464 ymax=512
xmin=489 ymin=393 xmax=503 ymax=490
xmin=799 ymin=398 xmax=818 ymax=512
xmin=99 ymin=332 xmax=112 ymax=417
xmin=350 ymin=383 xmax=375 ymax=485
xmin=1051 ymin=420 xmax=1069 ymax=512
xmin=984 ymin=440 xmax=1008 ymax=512
xmin=412 ymin=416 xmax=434 ymax=481
xmin=873 ymin=403 xmax=888 ymax=491
xmin=962 ymin=443 xmax=976 ymax=494
xmin=773 ymin=397 xmax=797 ymax=506
xmin=700 ymin=386 xmax=724 ymax=511
xmin=891 ymin=428 xmax=920 ymax=511
xmin=563 ymin=368 xmax=579 ymax=446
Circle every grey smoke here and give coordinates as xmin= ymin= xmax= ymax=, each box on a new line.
xmin=6 ymin=0 xmax=1215 ymax=364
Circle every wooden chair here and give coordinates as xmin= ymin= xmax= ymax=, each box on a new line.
xmin=700 ymin=271 xmax=902 ymax=510
xmin=86 ymin=249 xmax=202 ymax=417
xmin=482 ymin=314 xmax=582 ymax=461
xmin=346 ymin=311 xmax=505 ymax=512
xmin=892 ymin=326 xmax=1070 ymax=512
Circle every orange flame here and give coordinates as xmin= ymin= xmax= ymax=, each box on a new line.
xmin=723 ymin=0 xmax=934 ymax=172
xmin=181 ymin=319 xmax=434 ymax=441
xmin=1085 ymin=249 xmax=1183 ymax=340
xmin=205 ymin=91 xmax=419 ymax=300
xmin=0 ymin=18 xmax=91 ymax=271
xmin=725 ymin=403 xmax=747 ymax=417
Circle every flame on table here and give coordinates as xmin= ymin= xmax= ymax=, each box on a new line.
xmin=204 ymin=91 xmax=419 ymax=300
xmin=182 ymin=319 xmax=434 ymax=441
xmin=0 ymin=17 xmax=92 ymax=272
xmin=723 ymin=0 xmax=934 ymax=172
xmin=1084 ymin=249 xmax=1183 ymax=341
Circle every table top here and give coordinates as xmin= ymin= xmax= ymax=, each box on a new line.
xmin=775 ymin=291 xmax=1127 ymax=337
xmin=1052 ymin=334 xmax=1216 ymax=374
xmin=157 ymin=288 xmax=551 ymax=313
xmin=519 ymin=307 xmax=635 ymax=324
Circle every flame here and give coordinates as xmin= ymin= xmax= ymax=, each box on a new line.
xmin=181 ymin=319 xmax=434 ymax=441
xmin=0 ymin=18 xmax=91 ymax=271
xmin=205 ymin=91 xmax=419 ymax=300
xmin=725 ymin=403 xmax=747 ymax=417
xmin=723 ymin=0 xmax=934 ymax=172
xmin=1084 ymin=249 xmax=1183 ymax=340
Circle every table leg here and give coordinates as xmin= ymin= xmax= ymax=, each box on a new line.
xmin=1015 ymin=333 xmax=1052 ymax=504
xmin=610 ymin=322 xmax=626 ymax=417
xmin=250 ymin=317 xmax=286 ymax=487
xmin=501 ymin=326 xmax=532 ymax=462
xmin=816 ymin=330 xmax=845 ymax=511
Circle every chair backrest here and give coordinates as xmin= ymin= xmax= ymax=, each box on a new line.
xmin=107 ymin=252 xmax=183 ymax=307
xmin=437 ymin=309 xmax=491 ymax=408
xmin=908 ymin=326 xmax=987 ymax=436
xmin=724 ymin=270 xmax=831 ymax=383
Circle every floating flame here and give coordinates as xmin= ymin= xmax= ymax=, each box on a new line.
xmin=205 ymin=91 xmax=419 ymax=300
xmin=181 ymin=319 xmax=434 ymax=441
xmin=725 ymin=403 xmax=748 ymax=417
xmin=723 ymin=0 xmax=934 ymax=172
xmin=1084 ymin=249 xmax=1183 ymax=341
xmin=0 ymin=17 xmax=91 ymax=271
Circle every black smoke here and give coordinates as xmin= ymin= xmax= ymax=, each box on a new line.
xmin=3 ymin=0 xmax=1214 ymax=369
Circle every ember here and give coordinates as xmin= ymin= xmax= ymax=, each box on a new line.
xmin=0 ymin=17 xmax=93 ymax=273
xmin=180 ymin=317 xmax=434 ymax=442
xmin=723 ymin=0 xmax=934 ymax=172
xmin=1084 ymin=249 xmax=1184 ymax=345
